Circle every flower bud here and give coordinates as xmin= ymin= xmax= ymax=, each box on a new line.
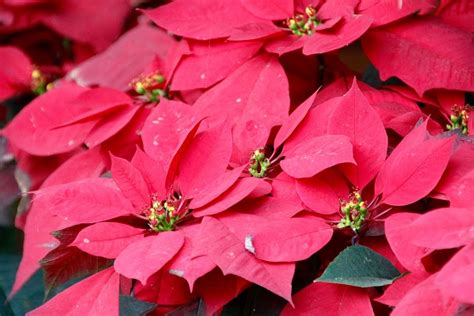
xmin=305 ymin=5 xmax=316 ymax=18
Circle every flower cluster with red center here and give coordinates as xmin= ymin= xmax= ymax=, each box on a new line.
xmin=144 ymin=193 xmax=188 ymax=232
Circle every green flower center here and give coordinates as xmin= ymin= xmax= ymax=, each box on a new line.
xmin=337 ymin=191 xmax=368 ymax=233
xmin=249 ymin=149 xmax=271 ymax=178
xmin=446 ymin=104 xmax=470 ymax=135
xmin=131 ymin=71 xmax=167 ymax=102
xmin=144 ymin=194 xmax=186 ymax=232
xmin=31 ymin=68 xmax=52 ymax=95
xmin=286 ymin=5 xmax=321 ymax=37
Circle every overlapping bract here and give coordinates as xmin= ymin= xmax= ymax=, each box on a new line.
xmin=1 ymin=0 xmax=473 ymax=315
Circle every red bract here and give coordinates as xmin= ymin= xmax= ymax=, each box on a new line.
xmin=362 ymin=17 xmax=474 ymax=96
xmin=170 ymin=39 xmax=263 ymax=91
xmin=374 ymin=120 xmax=454 ymax=206
xmin=67 ymin=23 xmax=177 ymax=91
xmin=3 ymin=1 xmax=474 ymax=315
xmin=0 ymin=0 xmax=131 ymax=52
xmin=147 ymin=0 xmax=373 ymax=56
xmin=3 ymin=84 xmax=134 ymax=155
xmin=281 ymin=282 xmax=373 ymax=315
xmin=28 ymin=267 xmax=120 ymax=315
xmin=193 ymin=215 xmax=295 ymax=302
xmin=0 ymin=46 xmax=32 ymax=100
xmin=144 ymin=0 xmax=276 ymax=40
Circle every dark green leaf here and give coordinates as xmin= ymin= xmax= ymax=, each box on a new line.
xmin=315 ymin=245 xmax=402 ymax=288
xmin=167 ymin=299 xmax=205 ymax=316
xmin=120 ymin=295 xmax=157 ymax=316
xmin=0 ymin=254 xmax=44 ymax=315
xmin=40 ymin=246 xmax=112 ymax=297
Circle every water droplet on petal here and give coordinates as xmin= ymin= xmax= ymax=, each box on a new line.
xmin=29 ymin=115 xmax=37 ymax=128
xmin=68 ymin=139 xmax=75 ymax=146
xmin=83 ymin=238 xmax=90 ymax=244
xmin=152 ymin=116 xmax=164 ymax=125
xmin=236 ymin=98 xmax=242 ymax=103
xmin=200 ymin=73 xmax=206 ymax=80
xmin=41 ymin=241 xmax=60 ymax=249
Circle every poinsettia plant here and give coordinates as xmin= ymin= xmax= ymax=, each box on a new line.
xmin=0 ymin=0 xmax=473 ymax=315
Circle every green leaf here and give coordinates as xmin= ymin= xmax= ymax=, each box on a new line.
xmin=0 ymin=254 xmax=44 ymax=315
xmin=119 ymin=295 xmax=157 ymax=316
xmin=315 ymin=245 xmax=402 ymax=288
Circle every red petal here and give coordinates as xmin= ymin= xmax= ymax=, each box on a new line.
xmin=134 ymin=270 xmax=193 ymax=307
xmin=375 ymin=121 xmax=454 ymax=206
xmin=114 ymin=231 xmax=184 ymax=285
xmin=435 ymin=143 xmax=474 ymax=208
xmin=265 ymin=34 xmax=305 ymax=56
xmin=296 ymin=170 xmax=349 ymax=215
xmin=392 ymin=274 xmax=460 ymax=316
xmin=28 ymin=268 xmax=119 ymax=316
xmin=195 ymin=269 xmax=247 ymax=315
xmin=274 ymin=90 xmax=318 ymax=150
xmin=362 ymin=86 xmax=423 ymax=136
xmin=437 ymin=0 xmax=474 ymax=32
xmin=329 ymin=80 xmax=387 ymax=187
xmin=171 ymin=39 xmax=262 ymax=90
xmin=385 ymin=212 xmax=431 ymax=272
xmin=36 ymin=178 xmax=135 ymax=224
xmin=362 ymin=17 xmax=474 ymax=95
xmin=194 ymin=54 xmax=290 ymax=132
xmin=228 ymin=23 xmax=282 ymax=41
xmin=72 ymin=222 xmax=145 ymax=259
xmin=165 ymin=119 xmax=203 ymax=191
xmin=359 ymin=0 xmax=437 ymax=27
xmin=9 ymin=202 xmax=63 ymax=298
xmin=435 ymin=244 xmax=474 ymax=304
xmin=281 ymin=282 xmax=374 ymax=315
xmin=248 ymin=179 xmax=272 ymax=198
xmin=303 ymin=15 xmax=372 ymax=55
xmin=405 ymin=207 xmax=474 ymax=249
xmin=175 ymin=120 xmax=232 ymax=199
xmin=240 ymin=0 xmax=293 ymax=20
xmin=242 ymin=197 xmax=304 ymax=219
xmin=83 ymin=105 xmax=139 ymax=148
xmin=194 ymin=216 xmax=294 ymax=302
xmin=111 ymin=155 xmax=150 ymax=209
xmin=68 ymin=24 xmax=175 ymax=91
xmin=0 ymin=46 xmax=31 ymax=100
xmin=131 ymin=148 xmax=167 ymax=198
xmin=252 ymin=217 xmax=333 ymax=262
xmin=141 ymin=99 xmax=194 ymax=168
xmin=41 ymin=0 xmax=130 ymax=51
xmin=52 ymin=88 xmax=132 ymax=127
xmin=42 ymin=147 xmax=105 ymax=187
xmin=190 ymin=166 xmax=245 ymax=209
xmin=4 ymin=83 xmax=94 ymax=156
xmin=281 ymin=134 xmax=355 ymax=178
xmin=9 ymin=149 xmax=105 ymax=298
xmin=193 ymin=177 xmax=262 ymax=217
xmin=231 ymin=119 xmax=270 ymax=165
xmin=167 ymin=224 xmax=217 ymax=291
xmin=376 ymin=271 xmax=429 ymax=307
xmin=145 ymin=0 xmax=271 ymax=40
